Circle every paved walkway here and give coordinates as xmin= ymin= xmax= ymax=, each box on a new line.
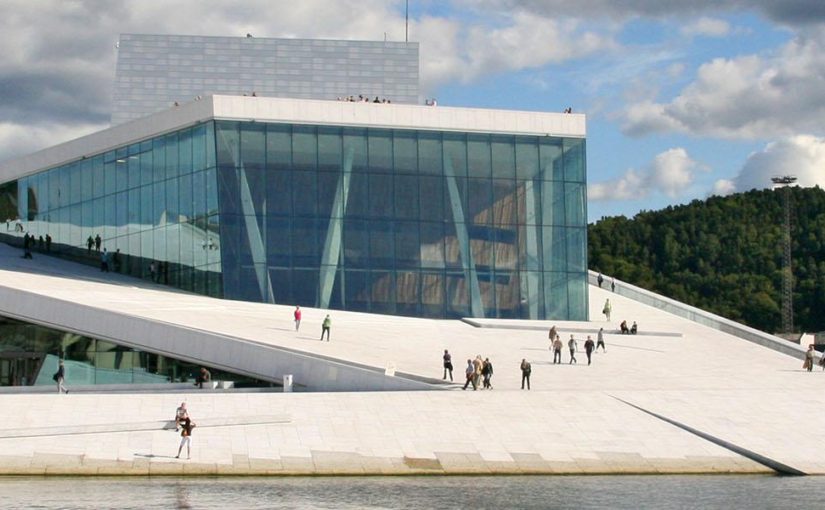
xmin=0 ymin=244 xmax=823 ymax=474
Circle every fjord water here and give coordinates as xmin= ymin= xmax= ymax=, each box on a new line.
xmin=0 ymin=475 xmax=814 ymax=509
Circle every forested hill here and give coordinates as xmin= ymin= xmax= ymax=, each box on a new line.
xmin=588 ymin=187 xmax=825 ymax=334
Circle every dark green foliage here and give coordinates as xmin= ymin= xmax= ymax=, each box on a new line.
xmin=589 ymin=186 xmax=825 ymax=333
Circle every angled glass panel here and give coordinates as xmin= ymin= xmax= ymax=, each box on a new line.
xmin=515 ymin=138 xmax=540 ymax=180
xmin=292 ymin=126 xmax=317 ymax=172
xmin=418 ymin=132 xmax=442 ymax=175
xmin=491 ymin=135 xmax=515 ymax=179
xmin=393 ymin=130 xmax=417 ymax=174
xmin=319 ymin=127 xmax=343 ymax=172
xmin=367 ymin=129 xmax=392 ymax=173
xmin=563 ymin=138 xmax=585 ymax=182
xmin=540 ymin=137 xmax=563 ymax=181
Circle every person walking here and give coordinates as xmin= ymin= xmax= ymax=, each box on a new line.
xmin=86 ymin=235 xmax=94 ymax=254
xmin=462 ymin=359 xmax=477 ymax=390
xmin=568 ymin=335 xmax=578 ymax=364
xmin=320 ymin=314 xmax=331 ymax=341
xmin=53 ymin=361 xmax=69 ymax=394
xmin=584 ymin=336 xmax=595 ymax=365
xmin=603 ymin=299 xmax=612 ymax=321
xmin=597 ymin=327 xmax=607 ymax=353
xmin=548 ymin=325 xmax=557 ymax=343
xmin=176 ymin=417 xmax=195 ymax=460
xmin=442 ymin=349 xmax=453 ymax=381
xmin=611 ymin=277 xmax=616 ymax=292
xmin=473 ymin=355 xmax=483 ymax=389
xmin=94 ymin=234 xmax=102 ymax=252
xmin=482 ymin=357 xmax=494 ymax=389
xmin=293 ymin=306 xmax=302 ymax=331
xmin=597 ymin=272 xmax=604 ymax=288
xmin=520 ymin=359 xmax=531 ymax=390
xmin=552 ymin=336 xmax=563 ymax=364
xmin=45 ymin=234 xmax=51 ymax=252
xmin=805 ymin=344 xmax=815 ymax=372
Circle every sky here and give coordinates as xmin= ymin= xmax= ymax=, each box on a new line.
xmin=1 ymin=0 xmax=825 ymax=223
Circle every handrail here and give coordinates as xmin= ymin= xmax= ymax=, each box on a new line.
xmin=588 ymin=270 xmax=808 ymax=360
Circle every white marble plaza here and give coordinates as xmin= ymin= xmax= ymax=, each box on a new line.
xmin=0 ymin=243 xmax=821 ymax=475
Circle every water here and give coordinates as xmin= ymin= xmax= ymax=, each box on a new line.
xmin=0 ymin=475 xmax=815 ymax=509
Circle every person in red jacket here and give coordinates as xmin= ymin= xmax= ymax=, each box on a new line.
xmin=293 ymin=305 xmax=302 ymax=331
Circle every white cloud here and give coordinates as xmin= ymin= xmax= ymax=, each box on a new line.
xmin=622 ymin=29 xmax=825 ymax=139
xmin=589 ymin=148 xmax=704 ymax=201
xmin=712 ymin=179 xmax=737 ymax=196
xmin=724 ymin=135 xmax=825 ymax=193
xmin=681 ymin=17 xmax=731 ymax=37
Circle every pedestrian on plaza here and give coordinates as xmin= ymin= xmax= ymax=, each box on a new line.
xmin=548 ymin=325 xmax=557 ymax=343
xmin=94 ymin=234 xmax=102 ymax=252
xmin=113 ymin=249 xmax=122 ymax=273
xmin=320 ymin=314 xmax=331 ymax=341
xmin=100 ymin=248 xmax=110 ymax=272
xmin=482 ymin=357 xmax=494 ymax=389
xmin=175 ymin=402 xmax=189 ymax=431
xmin=568 ymin=335 xmax=578 ymax=364
xmin=175 ymin=417 xmax=195 ymax=460
xmin=442 ymin=349 xmax=453 ymax=381
xmin=552 ymin=335 xmax=563 ymax=364
xmin=611 ymin=277 xmax=616 ymax=292
xmin=53 ymin=360 xmax=69 ymax=394
xmin=473 ymin=355 xmax=484 ymax=389
xmin=195 ymin=367 xmax=211 ymax=389
xmin=45 ymin=234 xmax=51 ymax=252
xmin=520 ymin=359 xmax=531 ymax=390
xmin=597 ymin=327 xmax=607 ymax=352
xmin=584 ymin=336 xmax=595 ymax=365
xmin=86 ymin=235 xmax=94 ymax=254
xmin=293 ymin=305 xmax=302 ymax=331
xmin=620 ymin=320 xmax=629 ymax=334
xmin=38 ymin=235 xmax=44 ymax=251
xmin=805 ymin=344 xmax=815 ymax=372
xmin=631 ymin=321 xmax=638 ymax=335
xmin=603 ymin=299 xmax=612 ymax=321
xmin=463 ymin=359 xmax=477 ymax=390
xmin=22 ymin=233 xmax=32 ymax=259
xmin=597 ymin=272 xmax=604 ymax=288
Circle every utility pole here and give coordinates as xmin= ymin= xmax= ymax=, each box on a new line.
xmin=771 ymin=175 xmax=797 ymax=335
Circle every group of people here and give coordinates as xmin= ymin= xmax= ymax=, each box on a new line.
xmin=446 ymin=352 xmax=494 ymax=391
xmin=292 ymin=305 xmax=333 ymax=341
xmin=338 ymin=95 xmax=393 ymax=104
xmin=6 ymin=218 xmax=24 ymax=232
xmin=620 ymin=320 xmax=638 ymax=335
xmin=548 ymin=325 xmax=606 ymax=366
xmin=596 ymin=273 xmax=616 ymax=292
xmin=442 ymin=325 xmax=611 ymax=391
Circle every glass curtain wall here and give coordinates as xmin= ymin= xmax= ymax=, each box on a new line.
xmin=215 ymin=120 xmax=587 ymax=320
xmin=12 ymin=122 xmax=222 ymax=296
xmin=0 ymin=315 xmax=265 ymax=387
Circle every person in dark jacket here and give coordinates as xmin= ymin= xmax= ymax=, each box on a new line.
xmin=482 ymin=358 xmax=494 ymax=389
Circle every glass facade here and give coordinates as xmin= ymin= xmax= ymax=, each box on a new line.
xmin=2 ymin=119 xmax=587 ymax=320
xmin=0 ymin=315 xmax=267 ymax=387
xmin=10 ymin=122 xmax=222 ymax=296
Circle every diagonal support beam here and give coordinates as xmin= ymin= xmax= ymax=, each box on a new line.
xmin=444 ymin=157 xmax=483 ymax=317
xmin=319 ymin=146 xmax=355 ymax=309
